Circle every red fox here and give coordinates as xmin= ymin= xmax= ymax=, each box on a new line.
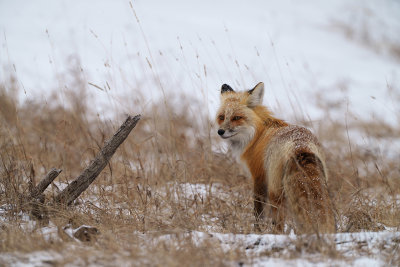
xmin=216 ymin=82 xmax=335 ymax=234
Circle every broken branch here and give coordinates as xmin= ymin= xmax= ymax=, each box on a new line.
xmin=55 ymin=114 xmax=141 ymax=205
xmin=30 ymin=168 xmax=62 ymax=199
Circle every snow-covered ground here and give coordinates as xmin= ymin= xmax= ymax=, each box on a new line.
xmin=1 ymin=183 xmax=399 ymax=266
xmin=1 ymin=230 xmax=398 ymax=266
xmin=1 ymin=0 xmax=399 ymax=123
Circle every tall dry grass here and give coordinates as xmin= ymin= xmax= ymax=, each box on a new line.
xmin=0 ymin=69 xmax=399 ymax=265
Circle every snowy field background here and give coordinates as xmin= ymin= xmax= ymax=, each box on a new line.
xmin=1 ymin=0 xmax=400 ymax=122
xmin=1 ymin=0 xmax=400 ymax=266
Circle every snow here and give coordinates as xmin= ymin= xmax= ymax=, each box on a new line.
xmin=37 ymin=221 xmax=60 ymax=241
xmin=0 ymin=251 xmax=62 ymax=267
xmin=167 ymin=182 xmax=230 ymax=201
xmin=1 ymin=228 xmax=397 ymax=266
xmin=136 ymin=229 xmax=398 ymax=266
xmin=1 ymin=0 xmax=399 ymax=124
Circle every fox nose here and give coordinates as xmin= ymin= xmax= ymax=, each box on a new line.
xmin=218 ymin=129 xmax=225 ymax=136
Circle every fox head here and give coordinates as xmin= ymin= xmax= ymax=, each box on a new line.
xmin=216 ymin=82 xmax=265 ymax=148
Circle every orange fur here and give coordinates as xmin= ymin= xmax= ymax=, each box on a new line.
xmin=216 ymin=82 xmax=335 ymax=234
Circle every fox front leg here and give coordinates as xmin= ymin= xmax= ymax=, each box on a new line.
xmin=253 ymin=178 xmax=267 ymax=231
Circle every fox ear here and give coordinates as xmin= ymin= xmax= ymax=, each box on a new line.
xmin=247 ymin=82 xmax=264 ymax=107
xmin=221 ymin=84 xmax=234 ymax=94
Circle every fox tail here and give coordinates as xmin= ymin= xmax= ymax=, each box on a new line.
xmin=283 ymin=150 xmax=336 ymax=234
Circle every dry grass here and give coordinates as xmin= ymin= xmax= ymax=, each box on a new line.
xmin=0 ymin=70 xmax=399 ymax=265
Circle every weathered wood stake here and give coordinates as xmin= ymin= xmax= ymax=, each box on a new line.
xmin=55 ymin=114 xmax=141 ymax=205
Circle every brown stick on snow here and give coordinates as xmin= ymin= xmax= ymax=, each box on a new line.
xmin=31 ymin=168 xmax=62 ymax=198
xmin=55 ymin=114 xmax=141 ymax=206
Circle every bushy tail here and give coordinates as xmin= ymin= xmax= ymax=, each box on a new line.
xmin=283 ymin=151 xmax=336 ymax=234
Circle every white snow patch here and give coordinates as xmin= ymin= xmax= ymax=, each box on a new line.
xmin=131 ymin=229 xmax=399 ymax=266
xmin=171 ymin=182 xmax=230 ymax=200
xmin=37 ymin=221 xmax=59 ymax=242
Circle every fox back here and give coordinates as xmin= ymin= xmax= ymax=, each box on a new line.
xmin=216 ymin=82 xmax=335 ymax=234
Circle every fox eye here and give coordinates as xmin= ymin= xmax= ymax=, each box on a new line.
xmin=218 ymin=115 xmax=225 ymax=121
xmin=232 ymin=116 xmax=242 ymax=121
